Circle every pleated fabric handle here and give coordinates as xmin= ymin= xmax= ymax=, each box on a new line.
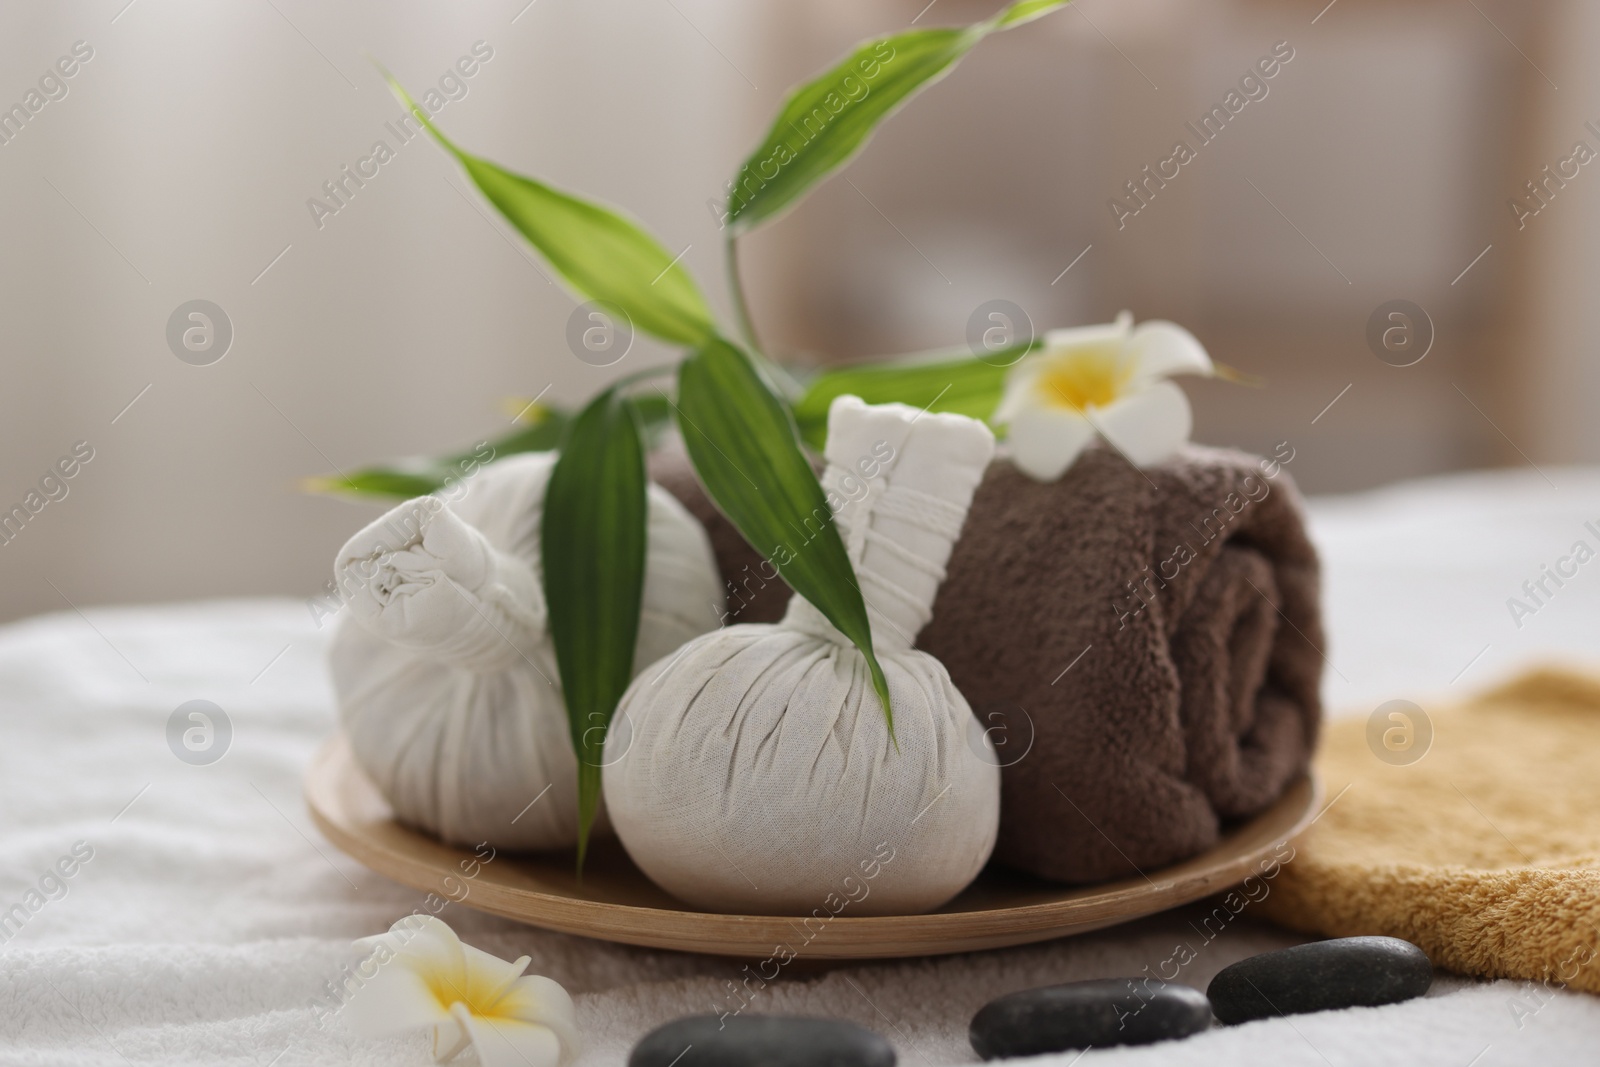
xmin=785 ymin=396 xmax=995 ymax=650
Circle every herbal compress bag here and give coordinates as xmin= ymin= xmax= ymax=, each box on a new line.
xmin=328 ymin=453 xmax=724 ymax=851
xmin=605 ymin=397 xmax=1000 ymax=915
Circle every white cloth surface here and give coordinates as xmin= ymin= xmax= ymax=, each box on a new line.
xmin=5 ymin=466 xmax=1600 ymax=1065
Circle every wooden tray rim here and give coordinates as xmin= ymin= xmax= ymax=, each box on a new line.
xmin=306 ymin=733 xmax=1321 ymax=959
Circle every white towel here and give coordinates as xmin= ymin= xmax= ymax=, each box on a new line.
xmin=10 ymin=466 xmax=1600 ymax=1063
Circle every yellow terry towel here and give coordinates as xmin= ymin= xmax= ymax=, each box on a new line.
xmin=1260 ymin=668 xmax=1600 ymax=992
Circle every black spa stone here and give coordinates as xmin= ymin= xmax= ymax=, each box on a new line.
xmin=629 ymin=1015 xmax=896 ymax=1067
xmin=968 ymin=978 xmax=1212 ymax=1059
xmin=1206 ymin=936 xmax=1434 ymax=1024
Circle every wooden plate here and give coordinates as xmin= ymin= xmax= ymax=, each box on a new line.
xmin=306 ymin=733 xmax=1320 ymax=960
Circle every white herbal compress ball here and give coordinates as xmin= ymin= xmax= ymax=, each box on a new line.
xmin=603 ymin=397 xmax=1001 ymax=915
xmin=328 ymin=452 xmax=725 ymax=851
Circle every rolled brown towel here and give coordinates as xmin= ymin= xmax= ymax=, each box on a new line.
xmin=649 ymin=440 xmax=1322 ymax=884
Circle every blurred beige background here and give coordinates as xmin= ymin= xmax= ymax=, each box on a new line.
xmin=0 ymin=0 xmax=1593 ymax=623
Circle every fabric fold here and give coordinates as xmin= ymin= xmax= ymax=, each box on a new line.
xmin=335 ymin=495 xmax=546 ymax=673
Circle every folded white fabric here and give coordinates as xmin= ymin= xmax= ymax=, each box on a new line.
xmin=337 ymin=495 xmax=546 ymax=672
xmin=329 ymin=453 xmax=724 ymax=851
xmin=604 ymin=397 xmax=1000 ymax=915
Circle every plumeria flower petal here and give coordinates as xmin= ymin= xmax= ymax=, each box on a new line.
xmin=1032 ymin=314 xmax=1133 ymax=361
xmin=1094 ymin=379 xmax=1192 ymax=467
xmin=494 ymin=975 xmax=582 ymax=1054
xmin=454 ymin=1005 xmax=565 ymax=1067
xmin=993 ymin=311 xmax=1212 ymax=480
xmin=344 ymin=915 xmax=578 ymax=1067
xmin=1123 ymin=319 xmax=1213 ymax=385
xmin=1004 ymin=406 xmax=1098 ymax=482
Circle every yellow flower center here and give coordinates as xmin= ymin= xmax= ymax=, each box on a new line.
xmin=1032 ymin=344 xmax=1132 ymax=412
xmin=422 ymin=967 xmax=516 ymax=1022
xmin=427 ymin=977 xmax=484 ymax=1015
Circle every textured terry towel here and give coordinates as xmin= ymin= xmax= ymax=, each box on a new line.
xmin=650 ymin=441 xmax=1323 ymax=883
xmin=1260 ymin=667 xmax=1600 ymax=993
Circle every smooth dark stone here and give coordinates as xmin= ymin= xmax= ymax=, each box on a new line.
xmin=969 ymin=978 xmax=1212 ymax=1059
xmin=1207 ymin=936 xmax=1433 ymax=1024
xmin=630 ymin=1015 xmax=896 ymax=1067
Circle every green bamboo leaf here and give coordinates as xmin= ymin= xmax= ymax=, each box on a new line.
xmin=303 ymin=407 xmax=573 ymax=500
xmin=304 ymin=468 xmax=457 ymax=499
xmin=790 ymin=341 xmax=1038 ymax=450
xmin=626 ymin=391 xmax=674 ymax=449
xmin=541 ymin=388 xmax=648 ymax=870
xmin=520 ymin=392 xmax=672 ymax=446
xmin=382 ymin=73 xmax=717 ymax=346
xmin=723 ymin=0 xmax=1073 ymax=233
xmin=304 ymin=394 xmax=679 ymax=501
xmin=994 ymin=0 xmax=1073 ymax=28
xmin=674 ymin=338 xmax=893 ymax=732
xmin=724 ymin=29 xmax=971 ymax=233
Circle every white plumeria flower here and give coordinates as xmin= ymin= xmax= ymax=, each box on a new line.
xmin=993 ymin=311 xmax=1213 ymax=481
xmin=345 ymin=915 xmax=579 ymax=1067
